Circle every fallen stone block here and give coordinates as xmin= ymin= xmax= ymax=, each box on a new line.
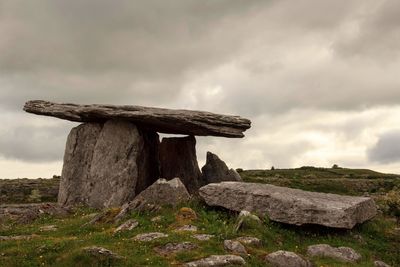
xmin=199 ymin=182 xmax=377 ymax=229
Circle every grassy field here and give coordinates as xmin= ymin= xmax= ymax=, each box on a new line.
xmin=1 ymin=167 xmax=399 ymax=267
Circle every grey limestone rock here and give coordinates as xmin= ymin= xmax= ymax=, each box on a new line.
xmin=159 ymin=136 xmax=202 ymax=194
xmin=374 ymin=260 xmax=391 ymax=267
xmin=184 ymin=255 xmax=246 ymax=266
xmin=113 ymin=219 xmax=139 ymax=234
xmin=24 ymin=100 xmax=251 ymax=138
xmin=58 ymin=123 xmax=102 ymax=206
xmin=223 ymin=240 xmax=247 ymax=255
xmin=133 ymin=232 xmax=168 ymax=242
xmin=199 ymin=182 xmax=377 ymax=229
xmin=58 ymin=120 xmax=160 ymax=208
xmin=307 ymin=244 xmax=361 ymax=263
xmin=114 ymin=178 xmax=190 ymax=222
xmin=201 ymin=152 xmax=242 ymax=185
xmin=265 ymin=250 xmax=312 ymax=267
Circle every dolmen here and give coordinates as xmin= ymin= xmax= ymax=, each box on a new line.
xmin=24 ymin=100 xmax=250 ymax=208
xmin=24 ymin=100 xmax=377 ymax=229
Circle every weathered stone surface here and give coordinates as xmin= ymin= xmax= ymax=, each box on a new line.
xmin=24 ymin=100 xmax=251 ymax=138
xmin=374 ymin=260 xmax=391 ymax=267
xmin=201 ymin=152 xmax=242 ymax=185
xmin=223 ymin=240 xmax=247 ymax=255
xmin=154 ymin=242 xmax=197 ymax=256
xmin=83 ymin=246 xmax=123 ymax=260
xmin=59 ymin=120 xmax=160 ymax=208
xmin=192 ymin=234 xmax=214 ymax=241
xmin=87 ymin=120 xmax=159 ymax=208
xmin=114 ymin=219 xmax=139 ymax=234
xmin=159 ymin=136 xmax=202 ymax=193
xmin=184 ymin=255 xmax=246 ymax=266
xmin=235 ymin=236 xmax=262 ymax=246
xmin=58 ymin=123 xmax=102 ymax=206
xmin=199 ymin=182 xmax=377 ymax=229
xmin=265 ymin=251 xmax=312 ymax=267
xmin=133 ymin=232 xmax=168 ymax=242
xmin=175 ymin=225 xmax=198 ymax=232
xmin=115 ymin=178 xmax=190 ymax=222
xmin=307 ymin=244 xmax=361 ymax=262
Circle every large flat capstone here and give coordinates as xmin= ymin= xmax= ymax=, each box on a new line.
xmin=199 ymin=182 xmax=377 ymax=229
xmin=24 ymin=100 xmax=251 ymax=138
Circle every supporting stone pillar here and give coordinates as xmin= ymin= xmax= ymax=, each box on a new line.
xmin=158 ymin=135 xmax=202 ymax=194
xmin=58 ymin=120 xmax=159 ymax=208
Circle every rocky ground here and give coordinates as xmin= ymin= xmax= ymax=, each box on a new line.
xmin=0 ymin=168 xmax=399 ymax=267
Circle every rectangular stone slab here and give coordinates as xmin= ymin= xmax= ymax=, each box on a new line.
xmin=199 ymin=182 xmax=377 ymax=229
xmin=23 ymin=100 xmax=251 ymax=138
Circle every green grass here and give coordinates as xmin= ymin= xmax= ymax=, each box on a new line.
xmin=240 ymin=168 xmax=400 ymax=196
xmin=1 ymin=167 xmax=400 ymax=266
xmin=1 ymin=200 xmax=399 ymax=267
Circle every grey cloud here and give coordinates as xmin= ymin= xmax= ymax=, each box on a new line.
xmin=334 ymin=0 xmax=400 ymax=60
xmin=0 ymin=121 xmax=75 ymax=162
xmin=368 ymin=130 xmax=400 ymax=163
xmin=1 ymin=0 xmax=400 ymax=172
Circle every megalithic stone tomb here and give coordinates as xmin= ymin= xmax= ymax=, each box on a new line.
xmin=24 ymin=100 xmax=251 ymax=208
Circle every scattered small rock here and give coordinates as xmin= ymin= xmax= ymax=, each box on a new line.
xmin=265 ymin=250 xmax=312 ymax=267
xmin=223 ymin=240 xmax=247 ymax=255
xmin=39 ymin=225 xmax=57 ymax=232
xmin=175 ymin=225 xmax=198 ymax=232
xmin=114 ymin=219 xmax=139 ymax=234
xmin=154 ymin=242 xmax=197 ymax=255
xmin=192 ymin=234 xmax=214 ymax=241
xmin=151 ymin=215 xmax=162 ymax=222
xmin=176 ymin=207 xmax=197 ymax=224
xmin=0 ymin=235 xmax=38 ymax=241
xmin=184 ymin=255 xmax=246 ymax=266
xmin=307 ymin=244 xmax=361 ymax=263
xmin=374 ymin=260 xmax=391 ymax=267
xmin=115 ymin=178 xmax=190 ymax=222
xmin=133 ymin=232 xmax=168 ymax=242
xmin=235 ymin=210 xmax=262 ymax=232
xmin=235 ymin=236 xmax=262 ymax=246
xmin=83 ymin=246 xmax=123 ymax=259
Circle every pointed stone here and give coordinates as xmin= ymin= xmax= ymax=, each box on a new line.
xmin=201 ymin=152 xmax=242 ymax=184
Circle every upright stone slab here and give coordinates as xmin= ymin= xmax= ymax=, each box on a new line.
xmin=201 ymin=152 xmax=242 ymax=185
xmin=159 ymin=136 xmax=202 ymax=194
xmin=59 ymin=120 xmax=160 ymax=208
xmin=58 ymin=123 xmax=102 ymax=206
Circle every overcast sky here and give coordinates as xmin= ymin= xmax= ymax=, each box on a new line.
xmin=1 ymin=0 xmax=400 ymax=178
